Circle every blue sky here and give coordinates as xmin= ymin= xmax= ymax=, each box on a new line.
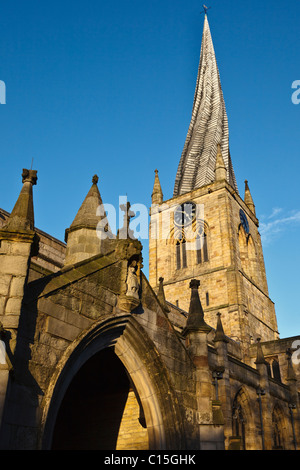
xmin=0 ymin=0 xmax=299 ymax=339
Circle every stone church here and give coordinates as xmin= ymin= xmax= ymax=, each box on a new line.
xmin=0 ymin=15 xmax=299 ymax=450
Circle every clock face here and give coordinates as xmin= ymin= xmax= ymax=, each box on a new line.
xmin=174 ymin=202 xmax=196 ymax=227
xmin=239 ymin=209 xmax=249 ymax=234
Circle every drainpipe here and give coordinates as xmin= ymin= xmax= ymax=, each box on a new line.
xmin=257 ymin=388 xmax=265 ymax=450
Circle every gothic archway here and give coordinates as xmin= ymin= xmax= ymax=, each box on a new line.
xmin=272 ymin=403 xmax=287 ymax=450
xmin=51 ymin=347 xmax=148 ymax=450
xmin=231 ymin=387 xmax=254 ymax=450
xmin=40 ymin=314 xmax=184 ymax=450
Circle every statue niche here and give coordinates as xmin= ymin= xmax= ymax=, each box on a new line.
xmin=118 ymin=256 xmax=141 ymax=313
xmin=126 ymin=260 xmax=139 ymax=300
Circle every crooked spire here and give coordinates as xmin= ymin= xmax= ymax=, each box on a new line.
xmin=173 ymin=15 xmax=238 ymax=196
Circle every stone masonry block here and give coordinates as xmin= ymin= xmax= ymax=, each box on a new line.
xmin=5 ymin=297 xmax=23 ymax=315
xmin=0 ymin=274 xmax=12 ymax=296
xmin=9 ymin=276 xmax=26 ymax=297
xmin=0 ymin=256 xmax=29 ymax=276
xmin=46 ymin=316 xmax=81 ymax=342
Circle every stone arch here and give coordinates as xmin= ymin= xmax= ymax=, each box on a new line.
xmin=40 ymin=314 xmax=184 ymax=450
xmin=231 ymin=387 xmax=255 ymax=450
xmin=272 ymin=401 xmax=289 ymax=450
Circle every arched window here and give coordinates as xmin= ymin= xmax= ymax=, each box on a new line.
xmin=196 ymin=232 xmax=208 ymax=264
xmin=176 ymin=238 xmax=187 ymax=270
xmin=272 ymin=359 xmax=281 ymax=382
xmin=176 ymin=240 xmax=180 ymax=270
xmin=170 ymin=218 xmax=209 ymax=270
xmin=272 ymin=406 xmax=285 ymax=450
xmin=238 ymin=225 xmax=259 ymax=284
xmin=265 ymin=357 xmax=281 ymax=382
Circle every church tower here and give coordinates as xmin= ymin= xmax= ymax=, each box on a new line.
xmin=149 ymin=14 xmax=278 ymax=349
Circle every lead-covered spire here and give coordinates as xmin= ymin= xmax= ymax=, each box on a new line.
xmin=173 ymin=15 xmax=238 ymax=196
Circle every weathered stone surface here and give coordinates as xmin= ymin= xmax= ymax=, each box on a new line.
xmin=0 ymin=14 xmax=299 ymax=453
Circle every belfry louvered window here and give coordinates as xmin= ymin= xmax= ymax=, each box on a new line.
xmin=196 ymin=232 xmax=208 ymax=264
xmin=176 ymin=239 xmax=187 ymax=270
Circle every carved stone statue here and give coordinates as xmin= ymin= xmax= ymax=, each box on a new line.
xmin=126 ymin=260 xmax=139 ymax=299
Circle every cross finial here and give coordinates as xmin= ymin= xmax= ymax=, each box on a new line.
xmin=201 ymin=4 xmax=211 ymax=15
xmin=120 ymin=201 xmax=135 ymax=225
xmin=92 ymin=174 xmax=99 ymax=185
xmin=118 ymin=201 xmax=136 ymax=240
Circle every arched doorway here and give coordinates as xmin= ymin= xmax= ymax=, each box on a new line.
xmin=51 ymin=348 xmax=148 ymax=450
xmin=41 ymin=315 xmax=184 ymax=450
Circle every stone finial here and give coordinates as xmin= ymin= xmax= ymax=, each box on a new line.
xmin=2 ymin=168 xmax=37 ymax=232
xmin=215 ymin=144 xmax=227 ymax=182
xmin=22 ymin=169 xmax=38 ymax=185
xmin=214 ymin=313 xmax=228 ymax=343
xmin=244 ymin=180 xmax=256 ymax=216
xmin=92 ymin=174 xmax=99 ymax=185
xmin=183 ymin=279 xmax=211 ymax=334
xmin=66 ymin=175 xmax=104 ymax=234
xmin=157 ymin=277 xmax=170 ymax=313
xmin=64 ymin=174 xmax=111 ymax=264
xmin=151 ymin=169 xmax=163 ymax=205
